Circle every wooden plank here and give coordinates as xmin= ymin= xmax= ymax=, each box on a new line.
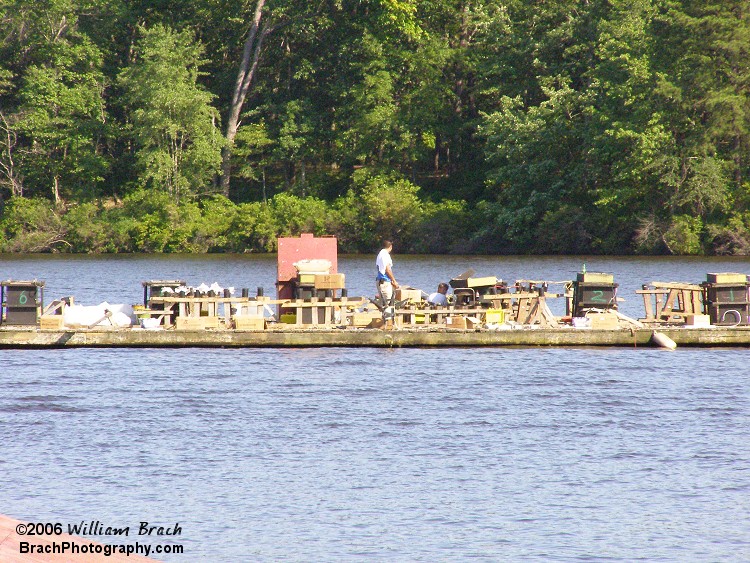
xmin=648 ymin=282 xmax=704 ymax=290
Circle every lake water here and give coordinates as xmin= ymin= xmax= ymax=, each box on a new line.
xmin=1 ymin=254 xmax=750 ymax=561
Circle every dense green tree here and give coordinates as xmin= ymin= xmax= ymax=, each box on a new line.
xmin=118 ymin=24 xmax=224 ymax=198
xmin=0 ymin=0 xmax=749 ymax=255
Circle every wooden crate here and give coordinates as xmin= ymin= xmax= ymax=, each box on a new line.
xmin=39 ymin=315 xmax=65 ymax=330
xmin=234 ymin=316 xmax=265 ymax=330
xmin=175 ymin=317 xmax=205 ymax=330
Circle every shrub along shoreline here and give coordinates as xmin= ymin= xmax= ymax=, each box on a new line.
xmin=0 ymin=173 xmax=478 ymax=255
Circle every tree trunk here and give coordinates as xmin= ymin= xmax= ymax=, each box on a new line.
xmin=0 ymin=112 xmax=23 ymax=197
xmin=220 ymin=0 xmax=268 ymax=197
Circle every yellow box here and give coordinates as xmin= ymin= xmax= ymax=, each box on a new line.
xmin=707 ymin=273 xmax=748 ymax=284
xmin=280 ymin=313 xmax=297 ymax=324
xmin=175 ymin=317 xmax=206 ymax=330
xmin=234 ymin=316 xmax=265 ymax=330
xmin=40 ymin=315 xmax=65 ymax=330
xmin=298 ymin=273 xmax=317 ymax=285
xmin=467 ymin=276 xmax=498 ymax=288
xmin=577 ymin=272 xmax=615 ymax=283
xmin=485 ymin=309 xmax=505 ymax=324
xmin=314 ymin=273 xmax=345 ymax=289
xmin=414 ymin=313 xmax=427 ymax=324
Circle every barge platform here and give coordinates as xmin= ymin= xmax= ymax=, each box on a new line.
xmin=2 ymin=325 xmax=750 ymax=348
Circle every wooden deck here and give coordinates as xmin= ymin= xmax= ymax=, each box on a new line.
xmin=1 ymin=325 xmax=750 ymax=348
xmin=0 ymin=514 xmax=158 ymax=562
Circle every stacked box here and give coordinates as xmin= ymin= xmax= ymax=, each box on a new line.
xmin=314 ymin=273 xmax=345 ymax=289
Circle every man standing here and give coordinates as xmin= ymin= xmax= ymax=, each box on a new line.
xmin=376 ymin=240 xmax=399 ymax=302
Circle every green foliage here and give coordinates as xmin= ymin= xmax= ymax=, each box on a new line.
xmin=413 ymin=199 xmax=475 ymax=254
xmin=17 ymin=31 xmax=108 ymax=201
xmin=118 ymin=25 xmax=224 ymax=198
xmin=707 ymin=212 xmax=750 ymax=255
xmin=1 ymin=0 xmax=750 ymax=255
xmin=663 ymin=215 xmax=704 ymax=255
xmin=333 ymin=169 xmax=423 ymax=252
xmin=0 ymin=197 xmax=68 ymax=252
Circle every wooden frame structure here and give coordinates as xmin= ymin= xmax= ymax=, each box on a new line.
xmin=636 ymin=282 xmax=703 ymax=324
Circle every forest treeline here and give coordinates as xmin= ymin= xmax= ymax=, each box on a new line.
xmin=0 ymin=0 xmax=749 ymax=254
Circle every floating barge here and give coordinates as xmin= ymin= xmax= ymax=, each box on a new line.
xmin=2 ymin=325 xmax=750 ymax=348
xmin=2 ymin=235 xmax=750 ymax=349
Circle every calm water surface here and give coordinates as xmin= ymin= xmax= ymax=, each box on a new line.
xmin=1 ymin=255 xmax=750 ymax=561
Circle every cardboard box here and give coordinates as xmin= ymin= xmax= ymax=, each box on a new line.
xmin=707 ymin=272 xmax=748 ymax=284
xmin=450 ymin=276 xmax=498 ymax=289
xmin=467 ymin=276 xmax=498 ymax=288
xmin=314 ymin=273 xmax=345 ymax=289
xmin=39 ymin=315 xmax=65 ymax=330
xmin=396 ymin=287 xmax=422 ymax=303
xmin=446 ymin=315 xmax=467 ymax=329
xmin=351 ymin=311 xmax=382 ymax=328
xmin=577 ymin=272 xmax=615 ymax=283
xmin=234 ymin=316 xmax=265 ymax=330
xmin=685 ymin=314 xmax=711 ymax=327
xmin=585 ymin=311 xmax=619 ymax=330
xmin=175 ymin=317 xmax=206 ymax=330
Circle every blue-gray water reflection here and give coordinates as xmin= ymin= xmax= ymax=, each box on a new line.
xmin=1 ymin=255 xmax=750 ymax=561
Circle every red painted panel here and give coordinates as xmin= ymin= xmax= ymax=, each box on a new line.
xmin=277 ymin=233 xmax=338 ymax=299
